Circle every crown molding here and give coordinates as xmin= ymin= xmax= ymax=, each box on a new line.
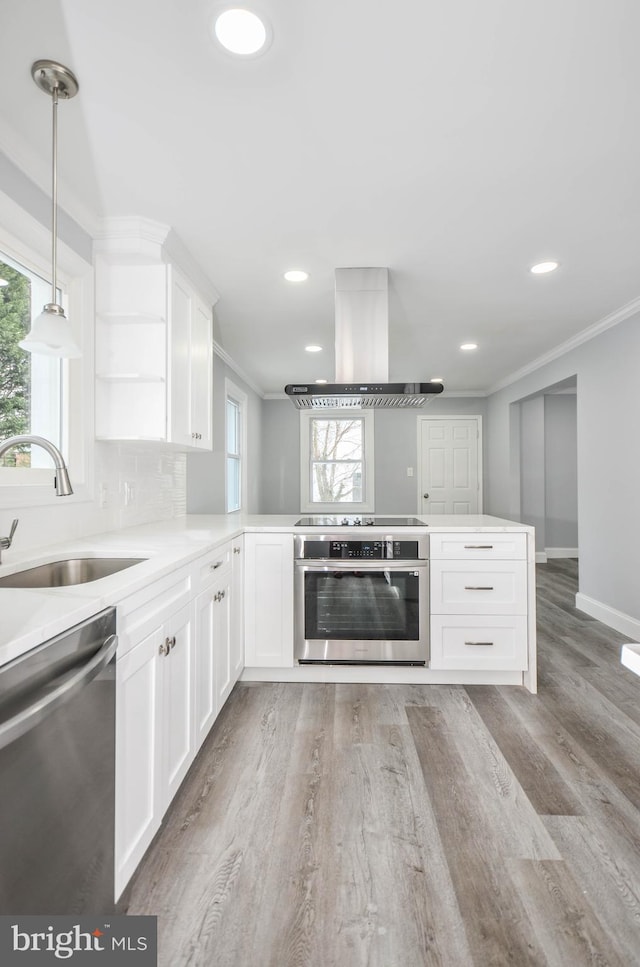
xmin=213 ymin=341 xmax=264 ymax=398
xmin=488 ymin=295 xmax=640 ymax=395
xmin=95 ymin=216 xmax=220 ymax=305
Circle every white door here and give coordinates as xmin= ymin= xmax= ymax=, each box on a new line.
xmin=418 ymin=417 xmax=481 ymax=514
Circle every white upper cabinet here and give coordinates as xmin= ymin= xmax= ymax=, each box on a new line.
xmin=170 ymin=268 xmax=213 ymax=449
xmin=94 ymin=219 xmax=217 ymax=450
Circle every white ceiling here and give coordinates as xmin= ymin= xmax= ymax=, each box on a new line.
xmin=2 ymin=0 xmax=639 ymax=394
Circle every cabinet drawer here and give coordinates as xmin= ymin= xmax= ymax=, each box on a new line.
xmin=430 ymin=615 xmax=528 ymax=670
xmin=429 ymin=533 xmax=527 ymax=561
xmin=117 ymin=566 xmax=192 ymax=657
xmin=196 ymin=544 xmax=231 ymax=591
xmin=431 ymin=561 xmax=527 ymax=614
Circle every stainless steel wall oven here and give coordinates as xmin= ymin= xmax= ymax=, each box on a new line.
xmin=294 ymin=533 xmax=429 ymax=665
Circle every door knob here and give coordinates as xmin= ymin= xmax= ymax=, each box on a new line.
xmin=423 ymin=493 xmax=429 ymax=499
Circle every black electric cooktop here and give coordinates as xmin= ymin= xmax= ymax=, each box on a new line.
xmin=295 ymin=516 xmax=427 ymax=527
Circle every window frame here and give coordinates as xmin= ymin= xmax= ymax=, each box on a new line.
xmin=0 ymin=189 xmax=93 ymax=506
xmin=299 ymin=409 xmax=375 ymax=513
xmin=225 ymin=377 xmax=247 ymax=514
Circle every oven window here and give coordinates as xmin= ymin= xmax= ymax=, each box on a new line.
xmin=304 ymin=570 xmax=420 ymax=641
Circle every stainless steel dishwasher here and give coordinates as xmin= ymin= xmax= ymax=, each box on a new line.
xmin=0 ymin=607 xmax=117 ymax=914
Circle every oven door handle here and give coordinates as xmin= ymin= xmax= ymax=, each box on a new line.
xmin=294 ymin=560 xmax=428 ymax=569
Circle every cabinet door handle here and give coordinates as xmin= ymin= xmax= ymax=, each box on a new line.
xmin=210 ymin=561 xmax=224 ymax=570
xmin=233 ymin=546 xmax=241 ymax=555
xmin=464 ymin=545 xmax=494 ymax=550
xmin=169 ymin=636 xmax=176 ymax=650
xmin=220 ymin=589 xmax=225 ymax=600
xmin=464 ymin=586 xmax=495 ymax=591
xmin=464 ymin=641 xmax=495 ymax=647
xmin=159 ymin=640 xmax=169 ymax=656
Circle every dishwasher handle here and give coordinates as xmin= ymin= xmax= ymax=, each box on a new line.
xmin=0 ymin=634 xmax=118 ymax=752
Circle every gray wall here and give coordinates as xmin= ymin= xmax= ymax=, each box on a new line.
xmin=0 ymin=150 xmax=92 ymax=262
xmin=260 ymin=399 xmax=301 ymax=513
xmin=186 ymin=354 xmax=263 ymax=514
xmin=260 ymin=395 xmax=488 ymax=514
xmin=519 ymin=396 xmax=546 ymax=548
xmin=544 ymin=394 xmax=578 ymax=549
xmin=486 ymin=314 xmax=640 ymax=622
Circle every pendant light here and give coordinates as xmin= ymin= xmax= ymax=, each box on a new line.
xmin=19 ymin=60 xmax=81 ymax=358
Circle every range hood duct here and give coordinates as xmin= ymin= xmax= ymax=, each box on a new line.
xmin=285 ymin=267 xmax=444 ymax=408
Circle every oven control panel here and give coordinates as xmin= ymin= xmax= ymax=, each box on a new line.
xmin=298 ymin=539 xmax=422 ymax=560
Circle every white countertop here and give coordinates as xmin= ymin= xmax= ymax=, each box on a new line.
xmin=0 ymin=512 xmax=532 ymax=666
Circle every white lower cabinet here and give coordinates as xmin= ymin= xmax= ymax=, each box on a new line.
xmin=429 ymin=532 xmax=529 ymax=671
xmin=115 ymin=598 xmax=194 ymax=899
xmin=430 ymin=614 xmax=529 ymax=670
xmin=161 ymin=604 xmax=195 ymax=805
xmin=230 ymin=538 xmax=244 ymax=683
xmin=116 ymin=540 xmax=245 ymax=900
xmin=115 ymin=624 xmax=161 ymax=900
xmin=194 ymin=558 xmax=232 ymax=748
xmin=244 ymin=532 xmax=294 ymax=667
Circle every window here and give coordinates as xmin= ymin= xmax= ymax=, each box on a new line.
xmin=0 ymin=191 xmax=92 ymax=505
xmin=0 ymin=251 xmax=65 ymax=470
xmin=225 ymin=378 xmax=247 ymax=513
xmin=300 ymin=411 xmax=375 ymax=513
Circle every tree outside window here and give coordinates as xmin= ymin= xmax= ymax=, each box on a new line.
xmin=310 ymin=417 xmax=364 ymax=503
xmin=0 ymin=253 xmax=63 ymax=471
xmin=0 ymin=261 xmax=30 ymax=465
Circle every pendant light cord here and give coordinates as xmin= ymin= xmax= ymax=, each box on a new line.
xmin=51 ymin=82 xmax=58 ymax=305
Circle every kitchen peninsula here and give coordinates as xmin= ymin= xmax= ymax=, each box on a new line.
xmin=0 ymin=511 xmax=535 ymax=901
xmin=0 ymin=512 xmax=535 ymax=689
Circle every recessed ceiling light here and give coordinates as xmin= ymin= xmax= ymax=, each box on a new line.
xmin=305 ymin=345 xmax=322 ymax=353
xmin=460 ymin=343 xmax=478 ymax=351
xmin=284 ymin=269 xmax=309 ymax=283
xmin=430 ymin=377 xmax=444 ymax=383
xmin=214 ymin=8 xmax=269 ymax=55
xmin=530 ymin=260 xmax=559 ymax=274
xmin=315 ymin=379 xmax=328 ymax=384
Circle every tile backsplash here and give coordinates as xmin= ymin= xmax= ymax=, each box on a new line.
xmin=0 ymin=443 xmax=187 ymax=558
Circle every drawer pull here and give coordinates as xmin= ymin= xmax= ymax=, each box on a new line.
xmin=464 ymin=544 xmax=494 ymax=549
xmin=210 ymin=561 xmax=224 ymax=570
xmin=464 ymin=585 xmax=495 ymax=591
xmin=464 ymin=640 xmax=495 ymax=647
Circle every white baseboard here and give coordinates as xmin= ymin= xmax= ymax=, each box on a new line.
xmin=536 ymin=552 xmax=548 ymax=564
xmin=545 ymin=547 xmax=579 ymax=559
xmin=575 ymin=592 xmax=640 ymax=640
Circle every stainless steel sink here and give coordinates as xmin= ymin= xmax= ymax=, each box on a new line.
xmin=0 ymin=557 xmax=147 ymax=589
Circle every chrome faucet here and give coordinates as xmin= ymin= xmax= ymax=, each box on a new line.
xmin=0 ymin=518 xmax=18 ymax=564
xmin=0 ymin=435 xmax=73 ymax=496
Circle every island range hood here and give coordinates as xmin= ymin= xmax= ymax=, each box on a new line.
xmin=285 ymin=268 xmax=444 ymax=408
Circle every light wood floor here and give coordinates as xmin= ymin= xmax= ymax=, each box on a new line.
xmin=124 ymin=560 xmax=640 ymax=966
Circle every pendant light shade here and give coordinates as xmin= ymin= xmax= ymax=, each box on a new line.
xmin=19 ymin=303 xmax=81 ymax=357
xmin=19 ymin=60 xmax=82 ymax=359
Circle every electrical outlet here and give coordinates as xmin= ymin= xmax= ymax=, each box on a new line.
xmin=407 ymin=466 xmax=414 ymax=477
